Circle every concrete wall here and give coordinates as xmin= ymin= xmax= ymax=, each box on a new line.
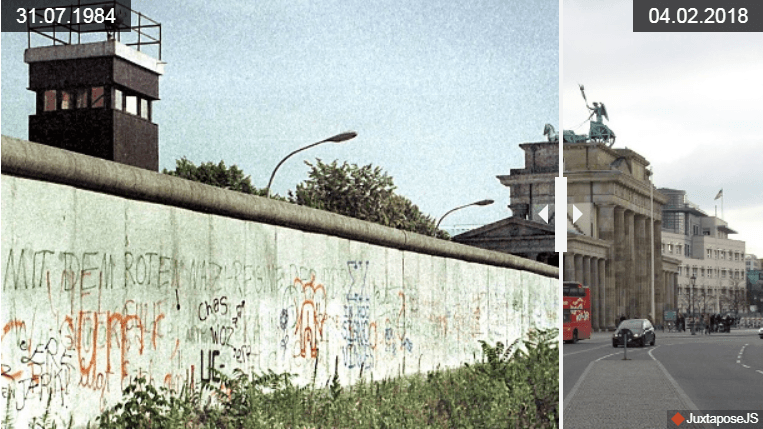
xmin=1 ymin=136 xmax=558 ymax=427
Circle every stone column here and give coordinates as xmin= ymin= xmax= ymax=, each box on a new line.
xmin=598 ymin=204 xmax=617 ymax=329
xmin=583 ymin=256 xmax=591 ymax=288
xmin=614 ymin=206 xmax=626 ymax=322
xmin=653 ymin=220 xmax=664 ymax=324
xmin=625 ymin=210 xmax=636 ymax=318
xmin=591 ymin=258 xmax=599 ymax=330
xmin=564 ymin=252 xmax=575 ymax=281
xmin=575 ymin=254 xmax=583 ymax=284
xmin=635 ymin=215 xmax=647 ymax=319
xmin=599 ymin=259 xmax=606 ymax=330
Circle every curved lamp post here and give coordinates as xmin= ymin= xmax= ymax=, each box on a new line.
xmin=690 ymin=274 xmax=697 ymax=335
xmin=434 ymin=199 xmax=494 ymax=236
xmin=265 ymin=131 xmax=357 ymax=197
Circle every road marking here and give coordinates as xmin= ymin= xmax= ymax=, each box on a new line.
xmin=648 ymin=347 xmax=703 ymax=412
xmin=735 ymin=343 xmax=763 ymax=374
xmin=563 ymin=343 xmax=612 ymax=356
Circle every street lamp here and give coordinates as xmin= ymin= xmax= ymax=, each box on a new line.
xmin=690 ymin=274 xmax=697 ymax=335
xmin=648 ymin=165 xmax=655 ymax=325
xmin=434 ymin=199 xmax=494 ymax=236
xmin=265 ymin=131 xmax=358 ymax=197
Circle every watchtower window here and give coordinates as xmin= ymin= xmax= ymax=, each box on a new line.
xmin=92 ymin=87 xmax=105 ymax=108
xmin=125 ymin=95 xmax=138 ymax=115
xmin=43 ymin=90 xmax=57 ymax=111
xmin=61 ymin=91 xmax=73 ymax=110
xmin=76 ymin=89 xmax=89 ymax=108
xmin=140 ymin=98 xmax=150 ymax=120
xmin=114 ymin=88 xmax=123 ymax=110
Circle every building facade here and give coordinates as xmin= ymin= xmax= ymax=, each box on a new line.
xmin=564 ymin=142 xmax=678 ymax=330
xmin=454 ymin=140 xmax=557 ymax=266
xmin=746 ymin=254 xmax=761 ymax=272
xmin=660 ymin=188 xmax=746 ymax=316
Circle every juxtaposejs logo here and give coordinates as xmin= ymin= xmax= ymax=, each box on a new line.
xmin=670 ymin=411 xmax=759 ymax=427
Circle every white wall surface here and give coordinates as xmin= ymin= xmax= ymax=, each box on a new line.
xmin=1 ymin=174 xmax=557 ymax=427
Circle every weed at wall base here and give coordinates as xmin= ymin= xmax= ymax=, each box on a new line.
xmin=82 ymin=328 xmax=558 ymax=429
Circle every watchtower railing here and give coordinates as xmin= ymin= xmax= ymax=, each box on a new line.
xmin=26 ymin=0 xmax=161 ymax=60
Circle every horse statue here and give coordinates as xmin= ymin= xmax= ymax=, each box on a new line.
xmin=563 ymin=130 xmax=587 ymax=143
xmin=543 ymin=124 xmax=559 ymax=142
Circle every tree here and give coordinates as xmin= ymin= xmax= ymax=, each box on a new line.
xmin=162 ymin=157 xmax=265 ymax=196
xmin=289 ymin=159 xmax=448 ymax=238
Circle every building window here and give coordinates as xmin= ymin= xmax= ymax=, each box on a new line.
xmin=722 ymin=270 xmax=726 ymax=278
xmin=92 ymin=87 xmax=105 ymax=108
xmin=44 ymin=90 xmax=57 ymax=111
xmin=701 ymin=268 xmax=705 ymax=277
xmin=707 ymin=249 xmax=712 ymax=258
xmin=715 ymin=250 xmax=719 ymax=259
xmin=114 ymin=88 xmax=123 ymax=110
xmin=678 ymin=266 xmax=682 ymax=276
xmin=721 ymin=251 xmax=725 ymax=260
xmin=677 ymin=245 xmax=682 ymax=255
xmin=693 ymin=225 xmax=699 ymax=235
xmin=668 ymin=244 xmax=673 ymax=253
xmin=692 ymin=267 xmax=698 ymax=277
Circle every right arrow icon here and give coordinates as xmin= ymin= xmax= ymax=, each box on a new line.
xmin=573 ymin=205 xmax=583 ymax=223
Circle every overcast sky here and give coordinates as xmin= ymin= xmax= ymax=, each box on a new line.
xmin=563 ymin=0 xmax=763 ymax=257
xmin=1 ymin=0 xmax=559 ymax=233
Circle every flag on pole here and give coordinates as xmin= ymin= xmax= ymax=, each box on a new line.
xmin=714 ymin=189 xmax=723 ymax=200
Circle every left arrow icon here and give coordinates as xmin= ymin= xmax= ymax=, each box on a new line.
xmin=539 ymin=205 xmax=549 ymax=223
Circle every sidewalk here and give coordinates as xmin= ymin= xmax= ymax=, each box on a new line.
xmin=563 ymin=359 xmax=704 ymax=429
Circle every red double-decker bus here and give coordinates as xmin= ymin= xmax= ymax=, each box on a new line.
xmin=563 ymin=281 xmax=591 ymax=343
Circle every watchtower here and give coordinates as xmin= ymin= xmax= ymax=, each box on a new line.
xmin=24 ymin=1 xmax=163 ymax=171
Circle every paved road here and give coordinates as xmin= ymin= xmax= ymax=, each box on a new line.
xmin=563 ymin=329 xmax=763 ymax=429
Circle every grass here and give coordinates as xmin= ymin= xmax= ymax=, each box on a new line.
xmin=6 ymin=328 xmax=558 ymax=429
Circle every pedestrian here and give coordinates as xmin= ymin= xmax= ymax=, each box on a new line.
xmin=704 ymin=313 xmax=711 ymax=335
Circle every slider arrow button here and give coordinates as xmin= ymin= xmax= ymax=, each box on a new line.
xmin=573 ymin=205 xmax=583 ymax=223
xmin=539 ymin=205 xmax=549 ymax=223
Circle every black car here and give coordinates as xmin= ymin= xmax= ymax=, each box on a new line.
xmin=612 ymin=319 xmax=656 ymax=347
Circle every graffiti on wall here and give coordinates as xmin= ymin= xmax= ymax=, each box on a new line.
xmin=1 ymin=237 xmax=555 ymax=427
xmin=293 ymin=274 xmax=327 ymax=359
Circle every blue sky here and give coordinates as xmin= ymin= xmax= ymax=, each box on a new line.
xmin=1 ymin=0 xmax=559 ymax=231
xmin=563 ymin=0 xmax=763 ymax=256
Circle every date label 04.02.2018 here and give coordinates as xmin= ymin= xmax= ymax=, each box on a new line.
xmin=633 ymin=0 xmax=763 ymax=32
